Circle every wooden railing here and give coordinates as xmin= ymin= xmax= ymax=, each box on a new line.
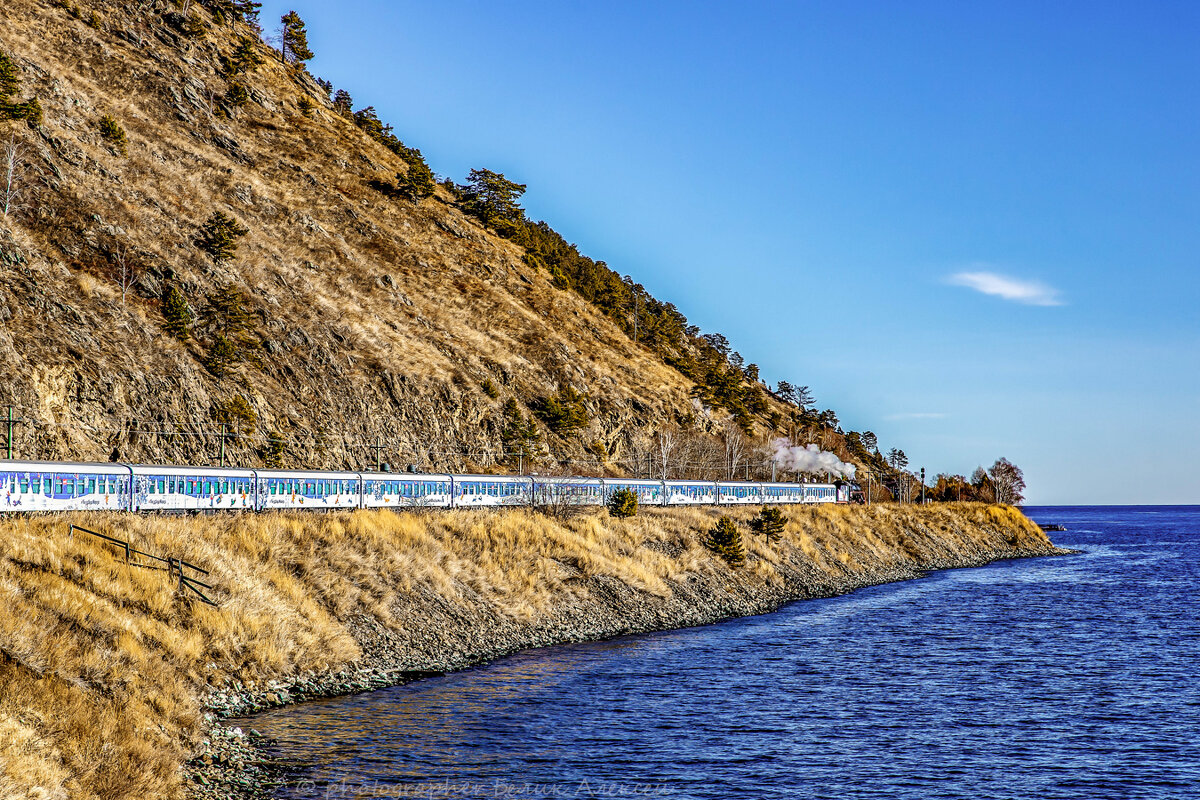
xmin=68 ymin=524 xmax=218 ymax=606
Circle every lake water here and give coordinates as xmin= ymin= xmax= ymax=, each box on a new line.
xmin=245 ymin=506 xmax=1200 ymax=799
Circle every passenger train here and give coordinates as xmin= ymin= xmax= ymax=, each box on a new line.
xmin=0 ymin=460 xmax=856 ymax=514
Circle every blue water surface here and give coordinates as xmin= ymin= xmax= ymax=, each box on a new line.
xmin=245 ymin=506 xmax=1200 ymax=800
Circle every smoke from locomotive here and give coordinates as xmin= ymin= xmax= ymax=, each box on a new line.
xmin=770 ymin=439 xmax=857 ymax=479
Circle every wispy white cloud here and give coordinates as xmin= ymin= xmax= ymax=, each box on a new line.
xmin=884 ymin=412 xmax=947 ymax=421
xmin=946 ymin=270 xmax=1064 ymax=306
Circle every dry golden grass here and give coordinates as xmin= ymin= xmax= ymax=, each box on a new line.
xmin=0 ymin=502 xmax=1052 ymax=800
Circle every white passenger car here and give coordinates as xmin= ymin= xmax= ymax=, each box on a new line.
xmin=361 ymin=472 xmax=454 ymax=509
xmin=716 ymin=481 xmax=765 ymax=505
xmin=531 ymin=476 xmax=604 ymax=507
xmin=663 ymin=480 xmax=718 ymax=506
xmin=130 ymin=465 xmax=256 ymax=512
xmin=256 ymin=469 xmax=361 ymax=511
xmin=602 ymin=478 xmax=666 ymax=506
xmin=452 ymin=475 xmax=534 ymax=507
xmin=1 ymin=460 xmax=132 ymax=512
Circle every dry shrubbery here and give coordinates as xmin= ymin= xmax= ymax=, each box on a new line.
xmin=0 ymin=503 xmax=1049 ymax=800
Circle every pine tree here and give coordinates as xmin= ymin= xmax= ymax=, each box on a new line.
xmin=98 ymin=114 xmax=127 ymax=155
xmin=0 ymin=51 xmax=40 ymax=124
xmin=705 ymin=516 xmax=746 ymax=566
xmin=205 ymin=334 xmax=238 ymax=377
xmin=226 ymin=81 xmax=250 ymax=109
xmin=212 ymin=394 xmax=257 ymax=428
xmin=261 ymin=430 xmax=286 ymax=467
xmin=332 ymin=89 xmax=353 ymax=117
xmin=533 ymin=386 xmax=589 ymax=436
xmin=749 ymin=507 xmax=786 ymax=544
xmin=196 ymin=212 xmax=248 ymax=264
xmin=233 ymin=0 xmax=263 ymax=26
xmin=0 ymin=51 xmax=18 ymax=102
xmin=607 ymin=487 xmax=638 ymax=519
xmin=280 ymin=11 xmax=314 ymax=66
xmin=394 ymin=161 xmax=435 ymax=200
xmin=225 ymin=36 xmax=264 ymax=75
xmin=501 ymin=398 xmax=541 ymax=465
xmin=461 ymin=168 xmax=527 ymax=234
xmin=161 ymin=284 xmax=193 ymax=341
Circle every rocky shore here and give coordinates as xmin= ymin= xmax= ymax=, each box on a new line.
xmin=186 ymin=524 xmax=1069 ymax=800
xmin=0 ymin=503 xmax=1067 ymax=800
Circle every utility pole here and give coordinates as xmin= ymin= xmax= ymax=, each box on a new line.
xmin=369 ymin=437 xmax=383 ymax=472
xmin=218 ymin=424 xmax=227 ymax=467
xmin=920 ymin=467 xmax=926 ymax=505
xmin=6 ymin=406 xmax=13 ymax=460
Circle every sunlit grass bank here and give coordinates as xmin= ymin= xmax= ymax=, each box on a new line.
xmin=0 ymin=503 xmax=1054 ymax=799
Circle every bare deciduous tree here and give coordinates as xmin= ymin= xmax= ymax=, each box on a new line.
xmin=109 ymin=241 xmax=141 ymax=307
xmin=1 ymin=135 xmax=30 ymax=219
xmin=654 ymin=427 xmax=679 ymax=481
xmin=722 ymin=420 xmax=746 ymax=481
xmin=987 ymin=457 xmax=1026 ymax=505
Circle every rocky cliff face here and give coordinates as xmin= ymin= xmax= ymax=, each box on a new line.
xmin=0 ymin=0 xmax=748 ymax=473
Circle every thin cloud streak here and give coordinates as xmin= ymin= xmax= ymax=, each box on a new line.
xmin=947 ymin=271 xmax=1064 ymax=306
xmin=884 ymin=412 xmax=947 ymax=421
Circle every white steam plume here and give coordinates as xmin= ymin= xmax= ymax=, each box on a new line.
xmin=770 ymin=438 xmax=856 ymax=479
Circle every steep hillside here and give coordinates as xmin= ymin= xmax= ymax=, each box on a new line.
xmin=0 ymin=0 xmax=821 ymax=476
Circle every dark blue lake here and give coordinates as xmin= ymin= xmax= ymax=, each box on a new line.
xmin=246 ymin=506 xmax=1200 ymax=799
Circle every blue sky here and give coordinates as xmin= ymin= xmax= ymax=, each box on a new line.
xmin=259 ymin=1 xmax=1200 ymax=504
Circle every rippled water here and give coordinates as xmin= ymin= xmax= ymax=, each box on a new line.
xmin=245 ymin=506 xmax=1200 ymax=799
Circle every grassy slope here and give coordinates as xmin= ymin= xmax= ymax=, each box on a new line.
xmin=0 ymin=503 xmax=1056 ymax=799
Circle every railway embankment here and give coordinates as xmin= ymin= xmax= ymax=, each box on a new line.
xmin=0 ymin=503 xmax=1067 ymax=800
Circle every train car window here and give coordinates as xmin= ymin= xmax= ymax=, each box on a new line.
xmin=87 ymin=478 xmax=96 ymax=493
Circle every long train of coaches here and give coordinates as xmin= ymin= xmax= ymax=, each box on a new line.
xmin=0 ymin=459 xmax=859 ymax=513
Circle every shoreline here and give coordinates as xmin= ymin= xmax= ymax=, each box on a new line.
xmin=187 ymin=537 xmax=1071 ymax=799
xmin=0 ymin=503 xmax=1066 ymax=800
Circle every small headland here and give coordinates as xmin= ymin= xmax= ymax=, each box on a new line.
xmin=0 ymin=503 xmax=1067 ymax=800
